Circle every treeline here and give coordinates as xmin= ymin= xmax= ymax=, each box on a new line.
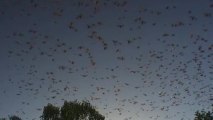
xmin=1 ymin=100 xmax=104 ymax=120
xmin=1 ymin=101 xmax=213 ymax=120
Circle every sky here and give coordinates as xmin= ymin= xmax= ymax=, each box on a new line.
xmin=0 ymin=0 xmax=212 ymax=120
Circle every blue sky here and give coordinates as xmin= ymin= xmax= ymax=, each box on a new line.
xmin=0 ymin=0 xmax=212 ymax=120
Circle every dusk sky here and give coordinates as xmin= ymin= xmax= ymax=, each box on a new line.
xmin=0 ymin=0 xmax=212 ymax=120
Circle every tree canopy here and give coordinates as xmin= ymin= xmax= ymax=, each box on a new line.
xmin=42 ymin=103 xmax=60 ymax=120
xmin=0 ymin=115 xmax=22 ymax=120
xmin=194 ymin=106 xmax=213 ymax=120
xmin=41 ymin=100 xmax=105 ymax=120
xmin=1 ymin=104 xmax=213 ymax=120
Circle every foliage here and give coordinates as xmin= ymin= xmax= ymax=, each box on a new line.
xmin=0 ymin=115 xmax=22 ymax=120
xmin=41 ymin=100 xmax=105 ymax=120
xmin=194 ymin=106 xmax=213 ymax=120
xmin=41 ymin=103 xmax=60 ymax=120
xmin=9 ymin=116 xmax=22 ymax=120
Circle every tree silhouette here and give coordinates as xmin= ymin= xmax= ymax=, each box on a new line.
xmin=41 ymin=100 xmax=105 ymax=120
xmin=0 ymin=115 xmax=22 ymax=120
xmin=9 ymin=116 xmax=22 ymax=120
xmin=41 ymin=103 xmax=60 ymax=120
xmin=194 ymin=106 xmax=213 ymax=120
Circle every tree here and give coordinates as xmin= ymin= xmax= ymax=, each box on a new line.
xmin=9 ymin=116 xmax=22 ymax=120
xmin=194 ymin=106 xmax=213 ymax=120
xmin=0 ymin=115 xmax=22 ymax=120
xmin=0 ymin=118 xmax=6 ymax=120
xmin=41 ymin=100 xmax=105 ymax=120
xmin=41 ymin=103 xmax=60 ymax=120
